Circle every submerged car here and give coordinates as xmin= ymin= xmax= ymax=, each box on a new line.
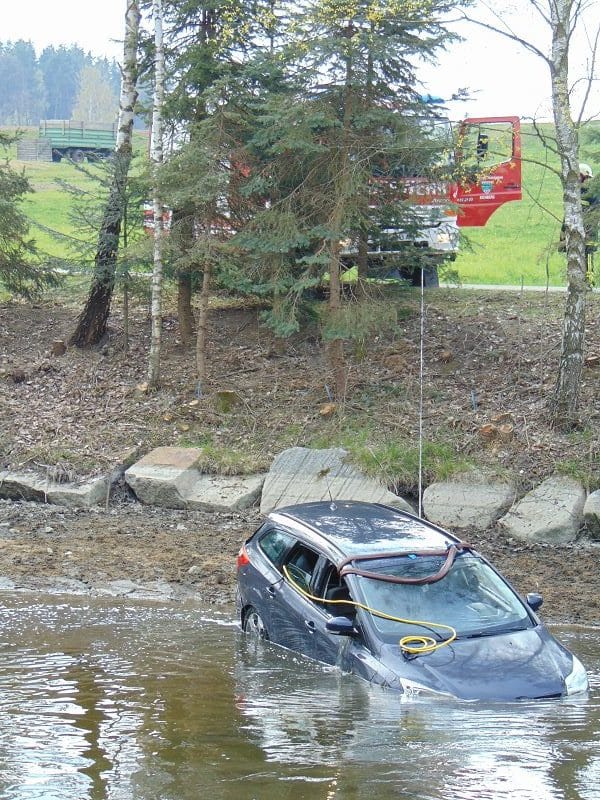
xmin=236 ymin=501 xmax=588 ymax=701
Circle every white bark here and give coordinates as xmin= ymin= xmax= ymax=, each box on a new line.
xmin=548 ymin=0 xmax=589 ymax=424
xmin=148 ymin=0 xmax=166 ymax=387
xmin=465 ymin=1 xmax=594 ymax=426
xmin=117 ymin=2 xmax=141 ymax=153
xmin=69 ymin=1 xmax=140 ymax=347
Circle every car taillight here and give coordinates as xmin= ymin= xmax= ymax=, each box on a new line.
xmin=237 ymin=544 xmax=250 ymax=570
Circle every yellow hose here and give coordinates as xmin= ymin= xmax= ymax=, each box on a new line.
xmin=282 ymin=565 xmax=457 ymax=655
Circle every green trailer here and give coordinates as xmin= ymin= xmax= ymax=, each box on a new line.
xmin=39 ymin=120 xmax=117 ymax=162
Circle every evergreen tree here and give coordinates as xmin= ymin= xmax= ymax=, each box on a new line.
xmin=0 ymin=133 xmax=58 ymax=296
xmin=0 ymin=41 xmax=45 ymax=124
xmin=151 ymin=0 xmax=279 ymax=359
xmin=39 ymin=45 xmax=85 ymax=119
xmin=238 ymin=0 xmax=469 ymax=397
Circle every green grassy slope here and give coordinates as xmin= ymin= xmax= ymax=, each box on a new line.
xmin=3 ymin=122 xmax=598 ymax=283
xmin=454 ymin=123 xmax=598 ymax=286
xmin=5 ymin=126 xmax=149 ymax=260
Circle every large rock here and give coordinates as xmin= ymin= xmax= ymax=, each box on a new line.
xmin=0 ymin=470 xmax=109 ymax=508
xmin=125 ymin=446 xmax=264 ymax=512
xmin=124 ymin=447 xmax=204 ymax=509
xmin=423 ymin=475 xmax=515 ymax=530
xmin=583 ymin=490 xmax=600 ymax=540
xmin=186 ymin=474 xmax=264 ymax=512
xmin=498 ymin=477 xmax=586 ymax=544
xmin=259 ymin=447 xmax=412 ymax=514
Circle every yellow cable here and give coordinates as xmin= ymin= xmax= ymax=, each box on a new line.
xmin=281 ymin=565 xmax=457 ymax=655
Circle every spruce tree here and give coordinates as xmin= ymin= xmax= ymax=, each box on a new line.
xmin=0 ymin=133 xmax=58 ymax=297
xmin=240 ymin=0 xmax=469 ymax=397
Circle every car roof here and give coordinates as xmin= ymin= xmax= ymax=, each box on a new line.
xmin=268 ymin=501 xmax=461 ymax=559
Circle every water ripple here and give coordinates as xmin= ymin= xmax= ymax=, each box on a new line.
xmin=0 ymin=597 xmax=598 ymax=800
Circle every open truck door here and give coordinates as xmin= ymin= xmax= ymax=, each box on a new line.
xmin=452 ymin=116 xmax=522 ymax=227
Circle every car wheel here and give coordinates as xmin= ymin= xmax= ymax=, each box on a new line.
xmin=243 ymin=607 xmax=269 ymax=640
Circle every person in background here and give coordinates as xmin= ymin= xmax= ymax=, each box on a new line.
xmin=558 ymin=163 xmax=598 ymax=283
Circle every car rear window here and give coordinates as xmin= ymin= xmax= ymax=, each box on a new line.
xmin=258 ymin=528 xmax=295 ymax=567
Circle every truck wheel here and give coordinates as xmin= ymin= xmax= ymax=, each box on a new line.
xmin=51 ymin=150 xmax=62 ymax=163
xmin=411 ymin=266 xmax=439 ymax=288
xmin=70 ymin=149 xmax=85 ymax=164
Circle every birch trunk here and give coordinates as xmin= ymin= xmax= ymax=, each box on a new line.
xmin=550 ymin=0 xmax=588 ymax=427
xmin=327 ymin=235 xmax=347 ymax=400
xmin=147 ymin=0 xmax=165 ymax=387
xmin=70 ymin=1 xmax=140 ymax=347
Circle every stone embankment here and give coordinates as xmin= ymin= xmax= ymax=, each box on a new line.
xmin=1 ymin=446 xmax=599 ymax=543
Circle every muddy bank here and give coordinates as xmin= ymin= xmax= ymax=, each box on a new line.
xmin=1 ymin=293 xmax=599 ymax=622
xmin=0 ymin=498 xmax=597 ymax=625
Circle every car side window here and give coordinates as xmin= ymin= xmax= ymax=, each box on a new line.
xmin=258 ymin=528 xmax=295 ymax=568
xmin=322 ymin=564 xmax=355 ymax=617
xmin=284 ymin=545 xmax=320 ymax=593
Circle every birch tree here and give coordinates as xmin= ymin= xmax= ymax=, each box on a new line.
xmin=462 ymin=0 xmax=599 ymax=428
xmin=70 ymin=1 xmax=141 ymax=347
xmin=147 ymin=0 xmax=166 ymax=387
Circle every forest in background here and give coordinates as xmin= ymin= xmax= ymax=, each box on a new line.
xmin=0 ymin=40 xmax=120 ymax=124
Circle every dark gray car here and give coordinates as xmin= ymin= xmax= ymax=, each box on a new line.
xmin=236 ymin=501 xmax=588 ymax=701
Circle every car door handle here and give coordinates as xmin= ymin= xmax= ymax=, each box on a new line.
xmin=266 ymin=586 xmax=276 ymax=599
xmin=304 ymin=620 xmax=316 ymax=633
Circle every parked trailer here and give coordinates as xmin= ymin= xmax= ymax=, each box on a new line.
xmin=39 ymin=120 xmax=117 ymax=163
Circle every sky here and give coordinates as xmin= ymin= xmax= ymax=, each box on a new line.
xmin=2 ymin=0 xmax=598 ymax=123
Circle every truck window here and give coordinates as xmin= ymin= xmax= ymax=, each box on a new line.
xmin=459 ymin=121 xmax=515 ymax=174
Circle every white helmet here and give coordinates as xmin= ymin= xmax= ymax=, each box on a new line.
xmin=579 ymin=163 xmax=593 ymax=178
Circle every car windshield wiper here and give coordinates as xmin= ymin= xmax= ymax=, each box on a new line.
xmin=459 ymin=622 xmax=530 ymax=639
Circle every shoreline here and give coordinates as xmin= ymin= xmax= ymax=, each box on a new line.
xmin=0 ymin=498 xmax=598 ymax=626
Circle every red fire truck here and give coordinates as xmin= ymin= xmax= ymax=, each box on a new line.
xmin=145 ymin=116 xmax=521 ymax=286
xmin=354 ymin=115 xmax=522 ymax=285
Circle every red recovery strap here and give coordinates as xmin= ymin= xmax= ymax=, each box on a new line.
xmin=338 ymin=544 xmax=470 ymax=586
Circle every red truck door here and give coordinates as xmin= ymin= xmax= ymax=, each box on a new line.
xmin=451 ymin=116 xmax=522 ymax=227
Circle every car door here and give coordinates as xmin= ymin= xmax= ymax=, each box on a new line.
xmin=267 ymin=542 xmax=325 ymax=660
xmin=271 ymin=551 xmax=364 ymax=667
xmin=241 ymin=525 xmax=296 ymax=635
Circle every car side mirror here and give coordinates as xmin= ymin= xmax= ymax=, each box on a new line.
xmin=526 ymin=592 xmax=543 ymax=612
xmin=326 ymin=616 xmax=356 ymax=636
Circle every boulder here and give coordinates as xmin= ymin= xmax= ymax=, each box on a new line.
xmin=423 ymin=475 xmax=515 ymax=530
xmin=259 ymin=446 xmax=413 ymax=514
xmin=125 ymin=446 xmax=264 ymax=512
xmin=583 ymin=490 xmax=600 ymax=539
xmin=0 ymin=470 xmax=109 ymax=508
xmin=498 ymin=477 xmax=586 ymax=544
xmin=125 ymin=446 xmax=204 ymax=509
xmin=186 ymin=474 xmax=264 ymax=512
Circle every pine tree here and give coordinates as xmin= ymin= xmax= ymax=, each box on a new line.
xmin=0 ymin=133 xmax=58 ymax=296
xmin=239 ymin=0 xmax=468 ymax=397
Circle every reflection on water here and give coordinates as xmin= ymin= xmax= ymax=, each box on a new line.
xmin=0 ymin=596 xmax=598 ymax=800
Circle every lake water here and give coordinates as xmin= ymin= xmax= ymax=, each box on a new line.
xmin=0 ymin=595 xmax=598 ymax=800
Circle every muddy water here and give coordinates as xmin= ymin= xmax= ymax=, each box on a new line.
xmin=0 ymin=595 xmax=598 ymax=800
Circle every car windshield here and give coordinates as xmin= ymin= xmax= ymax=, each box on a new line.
xmin=352 ymin=553 xmax=532 ymax=640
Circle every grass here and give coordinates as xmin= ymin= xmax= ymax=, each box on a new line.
xmin=455 ymin=123 xmax=599 ymax=286
xmin=3 ymin=121 xmax=599 ymax=284
xmin=5 ymin=126 xmax=148 ymax=260
xmin=308 ymin=419 xmax=474 ymax=492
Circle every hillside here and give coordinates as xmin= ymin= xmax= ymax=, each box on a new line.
xmin=6 ymin=121 xmax=599 ymax=286
xmin=0 ymin=289 xmax=598 ymax=621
